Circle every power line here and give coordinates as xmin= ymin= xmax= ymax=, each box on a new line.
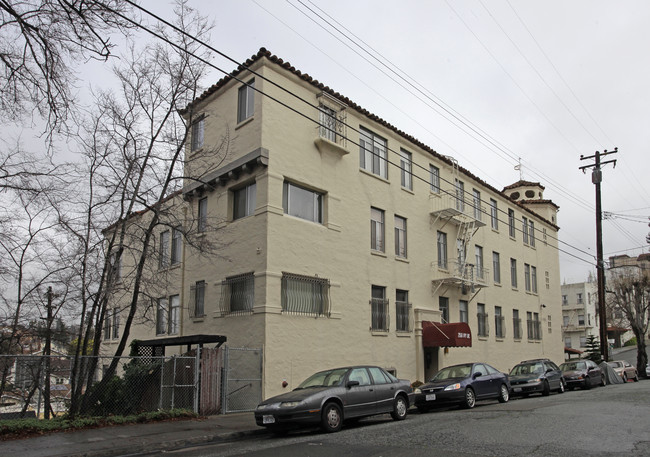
xmin=98 ymin=0 xmax=597 ymax=269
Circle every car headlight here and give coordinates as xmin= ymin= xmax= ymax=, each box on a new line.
xmin=533 ymin=378 xmax=542 ymax=383
xmin=414 ymin=387 xmax=422 ymax=394
xmin=280 ymin=401 xmax=301 ymax=408
xmin=444 ymin=383 xmax=461 ymax=391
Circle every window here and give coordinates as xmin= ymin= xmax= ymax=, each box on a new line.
xmin=495 ymin=306 xmax=505 ymax=338
xmin=563 ymin=315 xmax=569 ymax=326
xmin=319 ymin=104 xmax=338 ymax=142
xmin=198 ymin=197 xmax=207 ymax=232
xmin=473 ymin=189 xmax=481 ymax=221
xmin=282 ymin=273 xmax=330 ymax=317
xmin=548 ymin=315 xmax=552 ymax=333
xmin=543 ymin=228 xmax=548 ymax=245
xmin=477 ymin=303 xmax=488 ymax=337
xmin=513 ymin=309 xmax=522 ymax=339
xmin=492 ymin=251 xmax=501 ymax=284
xmin=527 ymin=312 xmax=541 ymax=340
xmin=459 ymin=300 xmax=468 ymax=323
xmin=169 ymin=295 xmax=179 ymax=334
xmin=156 ymin=298 xmax=168 ymax=335
xmin=490 ymin=199 xmax=498 ymax=230
xmin=394 ymin=216 xmax=407 ymax=258
xmin=283 ymin=182 xmax=323 ymax=223
xmin=171 ymin=228 xmax=182 ymax=265
xmin=237 ymin=79 xmax=255 ymax=123
xmin=475 ymin=245 xmax=484 ymax=279
xmin=437 ymin=231 xmax=448 ymax=269
xmin=508 ymin=209 xmax=516 ymax=238
xmin=191 ymin=117 xmax=204 ymax=152
xmin=439 ymin=297 xmax=449 ymax=324
xmin=578 ymin=314 xmax=585 ymax=326
xmin=524 ymin=263 xmax=531 ymax=292
xmin=359 ymin=128 xmax=387 ymax=178
xmin=399 ymin=149 xmax=412 ymax=190
xmin=220 ymin=272 xmax=255 ymax=315
xmin=396 ymin=289 xmax=411 ymax=332
xmin=565 ymin=337 xmax=572 ymax=348
xmin=109 ymin=251 xmax=122 ymax=283
xmin=510 ymin=258 xmax=518 ymax=288
xmin=429 ymin=165 xmax=440 ymax=193
xmin=577 ymin=293 xmax=583 ymax=304
xmin=191 ymin=280 xmax=206 ymax=317
xmin=103 ymin=309 xmax=112 ymax=340
xmin=233 ymin=182 xmax=256 ymax=220
xmin=562 ymin=295 xmax=568 ymax=305
xmin=531 ymin=266 xmax=537 ymax=293
xmin=529 ymin=221 xmax=535 ymax=246
xmin=522 ymin=217 xmax=529 ymax=244
xmin=370 ymin=286 xmax=389 ymax=331
xmin=371 ymin=207 xmax=385 ymax=252
xmin=579 ymin=336 xmax=587 ymax=347
xmin=457 ymin=239 xmax=466 ymax=266
xmin=455 ymin=179 xmax=465 ymax=212
xmin=159 ymin=230 xmax=170 ymax=269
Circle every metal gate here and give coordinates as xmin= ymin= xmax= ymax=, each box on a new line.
xmin=222 ymin=347 xmax=263 ymax=413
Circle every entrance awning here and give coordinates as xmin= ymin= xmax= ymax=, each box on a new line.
xmin=422 ymin=321 xmax=472 ymax=348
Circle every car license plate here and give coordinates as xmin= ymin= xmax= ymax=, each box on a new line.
xmin=514 ymin=387 xmax=522 ymax=393
xmin=426 ymin=394 xmax=436 ymax=401
xmin=262 ymin=415 xmax=275 ymax=424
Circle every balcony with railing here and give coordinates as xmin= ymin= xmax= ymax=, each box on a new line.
xmin=432 ymin=259 xmax=489 ymax=293
xmin=430 ymin=193 xmax=486 ymax=227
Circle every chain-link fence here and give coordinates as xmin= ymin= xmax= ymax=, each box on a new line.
xmin=0 ymin=353 xmax=199 ymax=419
xmin=222 ymin=347 xmax=262 ymax=413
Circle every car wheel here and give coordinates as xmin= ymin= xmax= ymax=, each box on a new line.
xmin=542 ymin=380 xmax=551 ymax=396
xmin=498 ymin=384 xmax=510 ymax=403
xmin=321 ymin=402 xmax=342 ymax=433
xmin=557 ymin=379 xmax=565 ymax=394
xmin=391 ymin=395 xmax=408 ymax=421
xmin=462 ymin=387 xmax=476 ymax=409
xmin=633 ymin=372 xmax=639 ymax=382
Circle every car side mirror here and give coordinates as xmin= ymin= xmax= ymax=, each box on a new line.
xmin=546 ymin=368 xmax=553 ymax=373
xmin=473 ymin=372 xmax=483 ymax=379
xmin=346 ymin=380 xmax=360 ymax=388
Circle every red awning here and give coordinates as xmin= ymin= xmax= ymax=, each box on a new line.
xmin=422 ymin=321 xmax=472 ymax=348
xmin=564 ymin=347 xmax=583 ymax=355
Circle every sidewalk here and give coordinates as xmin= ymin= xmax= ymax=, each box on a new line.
xmin=0 ymin=412 xmax=266 ymax=457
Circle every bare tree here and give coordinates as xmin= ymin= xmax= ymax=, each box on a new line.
xmin=607 ymin=266 xmax=650 ymax=378
xmin=0 ymin=0 xmax=134 ymax=132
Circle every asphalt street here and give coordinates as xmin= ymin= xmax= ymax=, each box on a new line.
xmin=155 ymin=379 xmax=650 ymax=457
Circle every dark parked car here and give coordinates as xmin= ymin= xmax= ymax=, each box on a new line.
xmin=254 ymin=366 xmax=412 ymax=433
xmin=413 ymin=362 xmax=510 ymax=411
xmin=559 ymin=360 xmax=605 ymax=390
xmin=509 ymin=358 xmax=564 ymax=396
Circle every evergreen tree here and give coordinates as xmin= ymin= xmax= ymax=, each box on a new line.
xmin=584 ymin=335 xmax=603 ymax=364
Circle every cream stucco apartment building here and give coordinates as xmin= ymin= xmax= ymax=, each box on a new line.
xmin=561 ymin=277 xmax=598 ymax=356
xmin=102 ymin=48 xmax=564 ymax=398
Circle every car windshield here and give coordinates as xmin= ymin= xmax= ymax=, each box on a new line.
xmin=510 ymin=362 xmax=544 ymax=376
xmin=560 ymin=361 xmax=586 ymax=371
xmin=431 ymin=364 xmax=471 ymax=381
xmin=608 ymin=361 xmax=623 ymax=368
xmin=295 ymin=368 xmax=348 ymax=389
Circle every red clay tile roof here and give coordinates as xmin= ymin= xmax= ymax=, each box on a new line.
xmin=185 ymin=47 xmax=559 ymax=230
xmin=502 ymin=180 xmax=545 ymax=191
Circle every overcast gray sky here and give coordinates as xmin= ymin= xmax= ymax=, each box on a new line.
xmin=56 ymin=0 xmax=650 ymax=283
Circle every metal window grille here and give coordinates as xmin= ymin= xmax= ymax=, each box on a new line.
xmin=371 ymin=298 xmax=389 ymax=331
xmin=495 ymin=315 xmax=506 ymax=338
xmin=396 ymin=301 xmax=412 ymax=332
xmin=281 ymin=273 xmax=330 ymax=317
xmin=477 ymin=312 xmax=489 ymax=337
xmin=219 ymin=273 xmax=255 ymax=316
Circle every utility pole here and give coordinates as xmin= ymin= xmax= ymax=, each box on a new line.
xmin=579 ymin=147 xmax=617 ymax=362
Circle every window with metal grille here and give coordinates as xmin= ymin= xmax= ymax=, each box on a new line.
xmin=495 ymin=306 xmax=505 ymax=338
xmin=370 ymin=285 xmax=389 ymax=331
xmin=477 ymin=303 xmax=488 ymax=337
xmin=281 ymin=273 xmax=330 ymax=317
xmin=219 ymin=273 xmax=254 ymax=315
xmin=396 ymin=290 xmax=411 ymax=332
xmin=513 ymin=309 xmax=522 ymax=339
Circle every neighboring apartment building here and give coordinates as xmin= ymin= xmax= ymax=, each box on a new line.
xmin=560 ymin=277 xmax=598 ymax=356
xmin=102 ymin=48 xmax=564 ymax=398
